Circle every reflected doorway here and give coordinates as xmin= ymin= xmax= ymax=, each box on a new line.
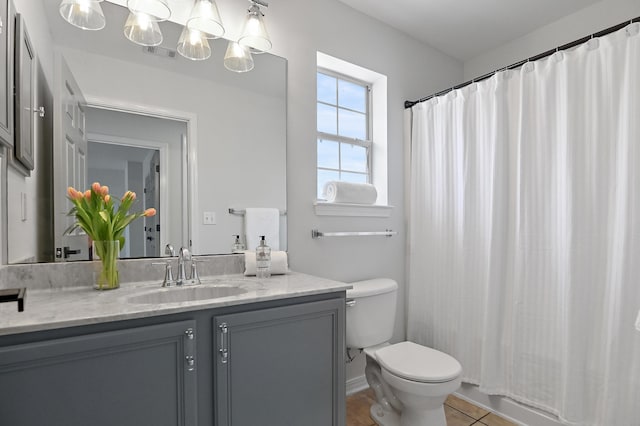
xmin=82 ymin=106 xmax=188 ymax=260
xmin=87 ymin=141 xmax=160 ymax=257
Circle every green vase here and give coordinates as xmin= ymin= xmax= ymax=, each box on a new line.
xmin=93 ymin=241 xmax=120 ymax=290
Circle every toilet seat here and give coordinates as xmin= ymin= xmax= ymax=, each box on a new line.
xmin=375 ymin=341 xmax=462 ymax=383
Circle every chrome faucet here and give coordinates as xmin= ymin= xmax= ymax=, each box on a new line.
xmin=154 ymin=245 xmax=200 ymax=287
xmin=177 ymin=246 xmax=191 ymax=285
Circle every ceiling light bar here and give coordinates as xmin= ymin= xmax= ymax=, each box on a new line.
xmin=58 ymin=0 xmax=275 ymax=72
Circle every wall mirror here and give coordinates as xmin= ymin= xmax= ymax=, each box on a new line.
xmin=6 ymin=0 xmax=287 ymax=264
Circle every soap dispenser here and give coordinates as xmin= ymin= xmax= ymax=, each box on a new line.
xmin=255 ymin=235 xmax=271 ymax=279
xmin=232 ymin=235 xmax=245 ymax=253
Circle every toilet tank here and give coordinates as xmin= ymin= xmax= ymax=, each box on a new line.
xmin=346 ymin=278 xmax=398 ymax=349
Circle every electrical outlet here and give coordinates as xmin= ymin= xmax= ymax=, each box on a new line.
xmin=203 ymin=212 xmax=216 ymax=225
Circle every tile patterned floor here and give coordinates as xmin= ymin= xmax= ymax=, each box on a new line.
xmin=347 ymin=389 xmax=517 ymax=426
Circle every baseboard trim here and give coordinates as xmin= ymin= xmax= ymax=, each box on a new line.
xmin=455 ymin=383 xmax=563 ymax=426
xmin=346 ymin=375 xmax=369 ymax=396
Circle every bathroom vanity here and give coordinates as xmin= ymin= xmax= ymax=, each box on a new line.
xmin=0 ymin=271 xmax=348 ymax=426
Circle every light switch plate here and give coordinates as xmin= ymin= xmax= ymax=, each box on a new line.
xmin=203 ymin=211 xmax=216 ymax=225
xmin=21 ymin=193 xmax=27 ymax=222
xmin=635 ymin=310 xmax=640 ymax=331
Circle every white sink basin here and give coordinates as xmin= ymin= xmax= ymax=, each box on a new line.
xmin=128 ymin=285 xmax=248 ymax=304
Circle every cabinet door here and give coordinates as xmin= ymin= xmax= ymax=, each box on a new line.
xmin=214 ymin=298 xmax=346 ymax=426
xmin=0 ymin=0 xmax=13 ymax=146
xmin=0 ymin=320 xmax=198 ymax=426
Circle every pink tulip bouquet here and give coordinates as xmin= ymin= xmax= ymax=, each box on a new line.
xmin=66 ymin=182 xmax=156 ymax=290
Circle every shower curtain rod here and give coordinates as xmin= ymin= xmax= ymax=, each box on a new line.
xmin=404 ymin=16 xmax=640 ymax=109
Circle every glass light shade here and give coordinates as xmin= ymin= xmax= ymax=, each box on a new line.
xmin=127 ymin=0 xmax=171 ymax=21
xmin=223 ymin=41 xmax=254 ymax=73
xmin=124 ymin=12 xmax=163 ymax=46
xmin=177 ymin=27 xmax=211 ymax=61
xmin=186 ymin=0 xmax=225 ymax=39
xmin=238 ymin=5 xmax=272 ymax=54
xmin=59 ymin=0 xmax=106 ymax=31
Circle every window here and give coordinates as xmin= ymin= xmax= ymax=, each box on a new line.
xmin=316 ymin=70 xmax=371 ymax=199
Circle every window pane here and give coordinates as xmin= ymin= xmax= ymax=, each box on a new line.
xmin=341 ymin=143 xmax=367 ymax=173
xmin=317 ymin=103 xmax=337 ymax=134
xmin=317 ymin=139 xmax=339 ymax=169
xmin=317 ymin=73 xmax=336 ymax=104
xmin=338 ymin=80 xmax=366 ymax=113
xmin=340 ymin=172 xmax=368 ymax=184
xmin=338 ymin=109 xmax=366 ymax=139
xmin=318 ymin=169 xmax=339 ymax=199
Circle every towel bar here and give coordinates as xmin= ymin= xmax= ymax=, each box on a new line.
xmin=311 ymin=229 xmax=397 ymax=239
xmin=228 ymin=208 xmax=287 ymax=216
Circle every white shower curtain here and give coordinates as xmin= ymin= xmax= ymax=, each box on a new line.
xmin=407 ymin=23 xmax=640 ymax=426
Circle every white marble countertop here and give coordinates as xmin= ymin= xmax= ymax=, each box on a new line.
xmin=0 ymin=272 xmax=351 ymax=337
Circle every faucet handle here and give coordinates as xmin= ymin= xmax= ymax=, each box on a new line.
xmin=152 ymin=262 xmax=176 ymax=287
xmin=165 ymin=244 xmax=175 ymax=257
xmin=189 ymin=259 xmax=202 ymax=285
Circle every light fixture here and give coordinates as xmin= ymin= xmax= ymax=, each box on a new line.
xmin=58 ymin=0 xmax=274 ymax=72
xmin=238 ymin=2 xmax=272 ymax=54
xmin=177 ymin=27 xmax=211 ymax=61
xmin=224 ymin=41 xmax=254 ymax=73
xmin=59 ymin=0 xmax=106 ymax=31
xmin=186 ymin=0 xmax=225 ymax=39
xmin=127 ymin=0 xmax=171 ymax=21
xmin=124 ymin=12 xmax=163 ymax=46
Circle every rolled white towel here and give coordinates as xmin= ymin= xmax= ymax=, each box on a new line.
xmin=244 ymin=251 xmax=289 ymax=276
xmin=322 ymin=181 xmax=377 ymax=204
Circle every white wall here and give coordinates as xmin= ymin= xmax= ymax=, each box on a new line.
xmin=464 ymin=0 xmax=640 ymax=80
xmin=264 ymin=0 xmax=462 ymax=381
xmin=6 ymin=169 xmax=36 ymax=263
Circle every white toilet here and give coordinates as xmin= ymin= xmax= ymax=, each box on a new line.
xmin=347 ymin=278 xmax=462 ymax=426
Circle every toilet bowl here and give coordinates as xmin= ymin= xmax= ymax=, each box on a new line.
xmin=347 ymin=279 xmax=462 ymax=426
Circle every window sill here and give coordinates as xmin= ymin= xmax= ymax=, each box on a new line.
xmin=314 ymin=202 xmax=393 ymax=217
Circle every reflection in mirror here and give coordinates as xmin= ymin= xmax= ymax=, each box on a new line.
xmin=88 ymin=141 xmax=161 ymax=258
xmin=85 ymin=106 xmax=188 ymax=258
xmin=6 ymin=0 xmax=287 ymax=264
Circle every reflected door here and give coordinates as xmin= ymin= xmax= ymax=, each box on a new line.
xmin=53 ymin=56 xmax=88 ymax=261
xmin=145 ymin=151 xmax=160 ymax=256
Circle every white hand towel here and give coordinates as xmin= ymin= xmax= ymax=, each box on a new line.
xmin=323 ymin=181 xmax=377 ymax=204
xmin=244 ymin=251 xmax=289 ymax=276
xmin=245 ymin=208 xmax=280 ymax=251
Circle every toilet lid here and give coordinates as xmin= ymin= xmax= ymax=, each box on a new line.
xmin=375 ymin=341 xmax=462 ymax=383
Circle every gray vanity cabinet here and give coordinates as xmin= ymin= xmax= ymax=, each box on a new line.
xmin=0 ymin=0 xmax=13 ymax=146
xmin=214 ymin=298 xmax=346 ymax=426
xmin=0 ymin=320 xmax=198 ymax=426
xmin=0 ymin=292 xmax=347 ymax=426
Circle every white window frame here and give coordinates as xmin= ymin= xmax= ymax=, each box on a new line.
xmin=317 ymin=68 xmax=372 ymax=196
